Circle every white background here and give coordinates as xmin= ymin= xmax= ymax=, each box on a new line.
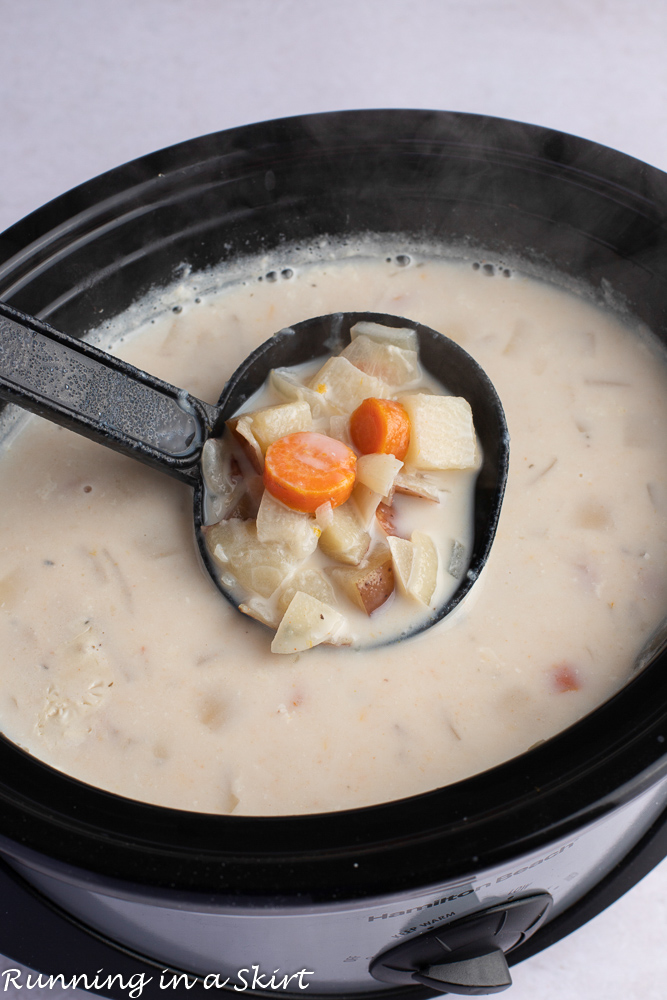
xmin=1 ymin=0 xmax=667 ymax=997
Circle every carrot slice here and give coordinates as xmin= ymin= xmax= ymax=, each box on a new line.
xmin=263 ymin=432 xmax=357 ymax=513
xmin=350 ymin=398 xmax=410 ymax=460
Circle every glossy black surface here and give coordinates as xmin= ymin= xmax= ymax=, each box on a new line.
xmin=0 ymin=110 xmax=665 ymax=911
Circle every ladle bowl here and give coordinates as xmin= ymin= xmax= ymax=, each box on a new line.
xmin=0 ymin=302 xmax=508 ymax=644
xmin=201 ymin=310 xmax=509 ymax=642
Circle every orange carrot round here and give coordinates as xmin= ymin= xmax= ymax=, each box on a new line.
xmin=263 ymin=432 xmax=357 ymax=513
xmin=350 ymin=398 xmax=410 ymax=460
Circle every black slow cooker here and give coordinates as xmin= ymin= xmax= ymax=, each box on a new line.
xmin=0 ymin=110 xmax=667 ymax=998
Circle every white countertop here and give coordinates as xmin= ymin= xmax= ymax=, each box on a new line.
xmin=1 ymin=0 xmax=666 ymax=997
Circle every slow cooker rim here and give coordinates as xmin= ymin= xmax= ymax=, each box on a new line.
xmin=2 ymin=107 xmax=666 ymax=301
xmin=0 ymin=108 xmax=666 ymax=901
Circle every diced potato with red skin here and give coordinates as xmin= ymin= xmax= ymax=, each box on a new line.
xmin=355 ymin=453 xmax=403 ymax=497
xmin=204 ymin=519 xmax=296 ymax=597
xmin=330 ymin=546 xmax=395 ymax=615
xmin=309 ymin=356 xmax=389 ymax=414
xmin=256 ymin=490 xmax=321 ymax=560
xmin=376 ymin=501 xmax=401 ymax=537
xmin=350 ymin=321 xmax=418 ymax=352
xmin=394 ymin=469 xmax=441 ymax=502
xmin=271 ymin=592 xmax=343 ymax=654
xmin=246 ymin=400 xmax=313 ymax=453
xmin=318 ymin=500 xmax=370 ymax=565
xmin=398 ymin=393 xmax=477 ymax=470
xmin=277 ymin=568 xmax=336 ymax=615
xmin=341 ymin=335 xmax=420 ymax=390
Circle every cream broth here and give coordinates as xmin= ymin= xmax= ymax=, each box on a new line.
xmin=0 ymin=253 xmax=666 ymax=815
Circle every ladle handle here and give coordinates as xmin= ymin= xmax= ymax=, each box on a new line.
xmin=0 ymin=302 xmax=218 ymax=485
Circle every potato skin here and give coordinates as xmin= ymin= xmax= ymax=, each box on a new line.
xmin=356 ymin=555 xmax=395 ymax=614
xmin=332 ymin=547 xmax=395 ymax=615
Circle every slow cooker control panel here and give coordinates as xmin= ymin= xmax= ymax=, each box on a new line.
xmin=369 ymin=893 xmax=552 ymax=995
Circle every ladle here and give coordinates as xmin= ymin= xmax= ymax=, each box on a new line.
xmin=0 ymin=303 xmax=509 ymax=645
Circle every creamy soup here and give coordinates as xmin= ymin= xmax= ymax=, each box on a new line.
xmin=203 ymin=330 xmax=481 ymax=651
xmin=0 ymin=251 xmax=665 ymax=816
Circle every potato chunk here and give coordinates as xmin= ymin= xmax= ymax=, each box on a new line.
xmin=394 ymin=469 xmax=441 ymax=502
xmin=271 ymin=592 xmax=343 ymax=654
xmin=375 ymin=501 xmax=400 ymax=537
xmin=387 ymin=535 xmax=414 ymax=593
xmin=201 ymin=437 xmax=246 ymax=521
xmin=355 ymin=453 xmax=403 ymax=498
xmin=239 ymin=600 xmax=280 ymax=630
xmin=341 ymin=335 xmax=420 ymax=390
xmin=309 ymin=356 xmax=388 ymax=414
xmin=408 ymin=530 xmax=438 ymax=604
xmin=205 ymin=519 xmax=295 ymax=597
xmin=270 ymin=367 xmax=333 ymax=418
xmin=277 ymin=568 xmax=336 ymax=615
xmin=350 ymin=320 xmax=418 ymax=352
xmin=399 ymin=393 xmax=477 ymax=470
xmin=256 ymin=490 xmax=321 ymax=560
xmin=387 ymin=531 xmax=438 ymax=605
xmin=318 ymin=500 xmax=370 ymax=565
xmin=226 ymin=415 xmax=264 ymax=472
xmin=328 ymin=414 xmax=351 ymax=445
xmin=247 ymin=400 xmax=313 ymax=453
xmin=330 ymin=546 xmax=395 ymax=615
xmin=352 ymin=483 xmax=383 ymax=528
